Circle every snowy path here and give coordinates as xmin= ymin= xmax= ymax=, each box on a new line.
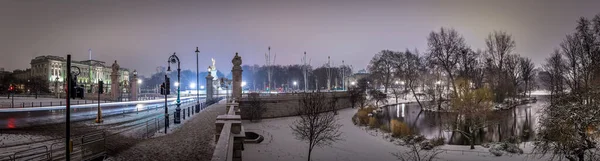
xmin=107 ymin=101 xmax=226 ymax=161
xmin=243 ymin=107 xmax=553 ymax=161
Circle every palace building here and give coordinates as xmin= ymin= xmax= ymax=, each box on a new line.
xmin=29 ymin=55 xmax=130 ymax=93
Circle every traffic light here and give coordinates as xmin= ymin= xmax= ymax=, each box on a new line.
xmin=77 ymin=85 xmax=85 ymax=99
xmin=8 ymin=85 xmax=14 ymax=92
xmin=160 ymin=83 xmax=165 ymax=95
xmin=98 ymin=81 xmax=104 ymax=94
xmin=70 ymin=77 xmax=78 ymax=99
xmin=165 ymin=77 xmax=171 ymax=95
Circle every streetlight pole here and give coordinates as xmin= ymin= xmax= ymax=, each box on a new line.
xmin=195 ymin=47 xmax=200 ymax=111
xmin=167 ymin=53 xmax=181 ymax=124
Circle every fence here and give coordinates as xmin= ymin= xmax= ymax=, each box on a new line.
xmin=0 ymin=131 xmax=107 ymax=161
xmin=0 ymin=97 xmax=223 ymax=161
xmin=211 ymin=99 xmax=244 ymax=161
xmin=0 ymin=100 xmax=111 ymax=108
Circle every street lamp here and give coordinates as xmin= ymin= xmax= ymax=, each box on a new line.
xmin=167 ymin=52 xmax=182 ymax=124
xmin=195 ymin=47 xmax=200 ymax=111
xmin=137 ymin=79 xmax=142 ymax=94
xmin=293 ymin=81 xmax=297 ymax=91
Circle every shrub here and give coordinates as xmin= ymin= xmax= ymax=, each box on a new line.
xmin=391 ymin=120 xmax=410 ymax=137
xmin=356 ymin=110 xmax=370 ymax=126
xmin=380 ymin=124 xmax=391 ymax=132
xmin=369 ymin=117 xmax=379 ymax=128
xmin=430 ymin=137 xmax=445 ymax=147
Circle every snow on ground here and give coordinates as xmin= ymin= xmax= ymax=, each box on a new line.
xmin=0 ymin=133 xmax=51 ymax=147
xmin=529 ymin=90 xmax=550 ymax=96
xmin=243 ymin=107 xmax=553 ymax=161
xmin=106 ymin=100 xmax=227 ymax=161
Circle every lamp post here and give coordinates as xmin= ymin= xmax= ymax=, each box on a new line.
xmin=293 ymin=81 xmax=297 ymax=91
xmin=55 ymin=77 xmax=59 ymax=98
xmin=195 ymin=47 xmax=200 ymax=111
xmin=137 ymin=79 xmax=142 ymax=100
xmin=167 ymin=52 xmax=182 ymax=124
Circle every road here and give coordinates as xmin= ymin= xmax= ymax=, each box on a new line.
xmin=0 ymin=96 xmax=202 ymax=130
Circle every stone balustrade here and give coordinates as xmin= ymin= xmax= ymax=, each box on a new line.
xmin=212 ymin=101 xmax=245 ymax=161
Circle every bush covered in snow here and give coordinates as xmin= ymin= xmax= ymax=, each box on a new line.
xmin=488 ymin=142 xmax=523 ymax=156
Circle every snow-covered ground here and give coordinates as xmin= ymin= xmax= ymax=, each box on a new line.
xmin=243 ymin=107 xmax=553 ymax=161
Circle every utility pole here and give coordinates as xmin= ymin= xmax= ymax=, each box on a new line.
xmin=327 ymin=56 xmax=331 ymax=91
xmin=342 ymin=60 xmax=345 ymax=91
xmin=66 ymin=55 xmax=72 ymax=161
xmin=195 ymin=47 xmax=200 ymax=112
xmin=265 ymin=46 xmax=276 ymax=92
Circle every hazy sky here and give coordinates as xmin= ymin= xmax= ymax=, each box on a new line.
xmin=1 ymin=0 xmax=599 ymax=76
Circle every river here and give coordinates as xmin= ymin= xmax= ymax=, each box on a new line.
xmin=374 ymin=96 xmax=548 ymax=145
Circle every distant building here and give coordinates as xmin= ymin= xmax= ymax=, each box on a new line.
xmin=12 ymin=69 xmax=32 ymax=81
xmin=29 ymin=55 xmax=130 ymax=93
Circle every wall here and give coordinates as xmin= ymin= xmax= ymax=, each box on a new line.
xmin=238 ymin=92 xmax=351 ymax=119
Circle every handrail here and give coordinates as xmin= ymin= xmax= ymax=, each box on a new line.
xmin=211 ymin=123 xmax=233 ymax=161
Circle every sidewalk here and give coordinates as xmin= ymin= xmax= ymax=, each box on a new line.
xmin=107 ymin=101 xmax=226 ymax=161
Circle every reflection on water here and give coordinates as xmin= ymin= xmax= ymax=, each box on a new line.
xmin=375 ymin=96 xmax=546 ymax=145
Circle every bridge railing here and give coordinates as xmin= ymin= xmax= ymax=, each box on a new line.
xmin=211 ymin=100 xmax=244 ymax=161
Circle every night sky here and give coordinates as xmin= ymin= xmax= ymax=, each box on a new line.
xmin=1 ymin=0 xmax=599 ymax=76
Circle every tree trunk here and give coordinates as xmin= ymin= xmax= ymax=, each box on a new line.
xmin=470 ymin=138 xmax=475 ymax=149
xmin=308 ymin=147 xmax=312 ymax=161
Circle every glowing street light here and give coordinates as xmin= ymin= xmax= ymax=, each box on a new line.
xmin=137 ymin=79 xmax=142 ymax=84
xmin=174 ymin=82 xmax=180 ymax=87
xmin=293 ymin=81 xmax=297 ymax=90
xmin=200 ymin=85 xmax=205 ymax=89
xmin=241 ymin=81 xmax=247 ymax=87
xmin=400 ymin=81 xmax=405 ymax=85
xmin=395 ymin=81 xmax=399 ymax=85
xmin=189 ymin=83 xmax=196 ymax=89
xmin=351 ymin=81 xmax=356 ymax=85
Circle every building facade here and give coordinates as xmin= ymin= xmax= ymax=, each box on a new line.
xmin=30 ymin=55 xmax=130 ymax=94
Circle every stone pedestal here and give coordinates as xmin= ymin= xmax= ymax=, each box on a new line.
xmin=110 ymin=74 xmax=120 ymax=100
xmin=206 ymin=74 xmax=214 ymax=101
xmin=130 ymin=71 xmax=138 ymax=101
xmin=110 ymin=60 xmax=120 ymax=101
xmin=231 ymin=53 xmax=243 ymax=101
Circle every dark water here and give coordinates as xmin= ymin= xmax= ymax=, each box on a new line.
xmin=375 ymin=96 xmax=547 ymax=145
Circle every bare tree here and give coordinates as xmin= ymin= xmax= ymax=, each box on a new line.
xmin=519 ymin=57 xmax=535 ymax=97
xmin=393 ymin=135 xmax=442 ymax=161
xmin=426 ymin=27 xmax=467 ymax=96
xmin=368 ymin=50 xmax=399 ymax=93
xmin=544 ymin=50 xmax=567 ymax=102
xmin=485 ymin=31 xmax=517 ymax=102
xmin=403 ymin=50 xmax=427 ymax=110
xmin=291 ymin=92 xmax=342 ymax=161
xmin=369 ymin=89 xmax=387 ymax=107
xmin=244 ymin=93 xmax=266 ymax=122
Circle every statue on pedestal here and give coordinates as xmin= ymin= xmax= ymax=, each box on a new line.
xmin=110 ymin=60 xmax=121 ymax=101
xmin=231 ymin=53 xmax=243 ymax=100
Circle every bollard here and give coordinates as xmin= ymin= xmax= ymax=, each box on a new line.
xmin=32 ymin=102 xmax=34 ymax=107
xmin=22 ymin=102 xmax=25 ymax=107
xmin=183 ymin=110 xmax=186 ymax=120
xmin=40 ymin=102 xmax=42 ymax=107
xmin=50 ymin=102 xmax=52 ymax=106
xmin=60 ymin=101 xmax=62 ymax=106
